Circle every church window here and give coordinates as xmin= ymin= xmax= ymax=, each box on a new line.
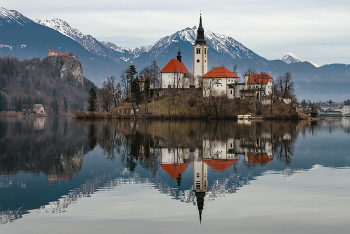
xmin=196 ymin=48 xmax=201 ymax=54
xmin=230 ymin=90 xmax=232 ymax=94
xmin=197 ymin=173 xmax=199 ymax=178
xmin=204 ymin=48 xmax=207 ymax=54
xmin=197 ymin=59 xmax=200 ymax=63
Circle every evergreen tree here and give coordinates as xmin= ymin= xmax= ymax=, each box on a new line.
xmin=0 ymin=93 xmax=7 ymax=111
xmin=131 ymin=77 xmax=141 ymax=104
xmin=126 ymin=65 xmax=137 ymax=82
xmin=87 ymin=86 xmax=98 ymax=112
xmin=87 ymin=124 xmax=97 ymax=150
xmin=50 ymin=99 xmax=59 ymax=114
xmin=144 ymin=78 xmax=150 ymax=99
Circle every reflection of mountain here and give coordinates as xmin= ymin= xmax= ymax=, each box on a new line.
xmin=0 ymin=118 xmax=94 ymax=224
xmin=2 ymin=119 xmax=350 ymax=225
xmin=0 ymin=118 xmax=91 ymax=179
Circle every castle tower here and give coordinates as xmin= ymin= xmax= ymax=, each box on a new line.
xmin=193 ymin=14 xmax=208 ymax=88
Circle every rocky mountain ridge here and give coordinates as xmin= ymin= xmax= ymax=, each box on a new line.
xmin=34 ymin=18 xmax=262 ymax=62
xmin=1 ymin=7 xmax=350 ymax=101
xmin=281 ymin=53 xmax=320 ymax=67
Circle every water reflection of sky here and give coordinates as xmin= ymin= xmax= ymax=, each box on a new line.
xmin=2 ymin=166 xmax=350 ymax=234
xmin=1 ymin=119 xmax=350 ymax=233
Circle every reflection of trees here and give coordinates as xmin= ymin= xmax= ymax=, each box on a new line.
xmin=272 ymin=122 xmax=298 ymax=166
xmin=0 ymin=118 xmax=90 ymax=179
xmin=87 ymin=123 xmax=97 ymax=150
xmin=276 ymin=141 xmax=294 ymax=165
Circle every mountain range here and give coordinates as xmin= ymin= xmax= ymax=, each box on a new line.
xmin=1 ymin=7 xmax=350 ymax=101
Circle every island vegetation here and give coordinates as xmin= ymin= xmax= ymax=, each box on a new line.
xmin=78 ymin=63 xmax=301 ymax=120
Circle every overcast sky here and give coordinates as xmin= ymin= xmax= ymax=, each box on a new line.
xmin=2 ymin=0 xmax=350 ymax=66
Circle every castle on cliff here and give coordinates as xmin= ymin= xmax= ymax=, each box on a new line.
xmin=48 ymin=50 xmax=77 ymax=59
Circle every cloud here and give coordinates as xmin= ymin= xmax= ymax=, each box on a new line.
xmin=2 ymin=0 xmax=350 ymax=64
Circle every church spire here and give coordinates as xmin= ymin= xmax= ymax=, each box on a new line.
xmin=195 ymin=14 xmax=206 ymax=46
xmin=177 ymin=49 xmax=182 ymax=63
xmin=195 ymin=191 xmax=206 ymax=224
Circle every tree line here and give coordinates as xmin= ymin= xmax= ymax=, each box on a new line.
xmin=87 ymin=60 xmax=160 ymax=112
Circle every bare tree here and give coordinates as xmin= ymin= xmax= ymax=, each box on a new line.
xmin=243 ymin=67 xmax=256 ymax=77
xmin=120 ymin=71 xmax=129 ymax=99
xmin=233 ymin=64 xmax=238 ymax=81
xmin=140 ymin=60 xmax=160 ymax=89
xmin=276 ymin=72 xmax=294 ymax=97
xmin=150 ymin=60 xmax=160 ymax=89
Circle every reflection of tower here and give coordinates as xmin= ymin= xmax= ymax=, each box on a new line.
xmin=193 ymin=151 xmax=207 ymax=223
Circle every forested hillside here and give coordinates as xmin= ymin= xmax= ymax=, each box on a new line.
xmin=0 ymin=56 xmax=96 ymax=114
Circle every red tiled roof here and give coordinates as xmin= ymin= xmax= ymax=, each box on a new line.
xmin=202 ymin=67 xmax=239 ymax=78
xmin=49 ymin=50 xmax=57 ymax=53
xmin=247 ymin=154 xmax=272 ymax=164
xmin=161 ymin=163 xmax=189 ymax=179
xmin=160 ymin=59 xmax=190 ymax=74
xmin=203 ymin=159 xmax=238 ymax=172
xmin=248 ymin=74 xmax=272 ymax=84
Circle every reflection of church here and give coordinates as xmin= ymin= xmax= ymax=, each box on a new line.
xmin=160 ymin=135 xmax=273 ymax=223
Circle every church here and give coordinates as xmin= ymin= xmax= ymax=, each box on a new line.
xmin=160 ymin=15 xmax=274 ymax=102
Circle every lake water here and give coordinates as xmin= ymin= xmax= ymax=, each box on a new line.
xmin=1 ymin=118 xmax=350 ymax=234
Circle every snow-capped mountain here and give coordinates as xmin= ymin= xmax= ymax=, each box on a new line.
xmin=0 ymin=7 xmax=122 ymax=85
xmin=281 ymin=53 xmax=304 ymax=64
xmin=34 ymin=17 xmax=260 ymax=63
xmin=0 ymin=7 xmax=32 ymax=25
xmin=130 ymin=26 xmax=260 ymax=60
xmin=281 ymin=53 xmax=320 ymax=67
xmin=33 ymin=18 xmax=112 ymax=57
xmin=2 ymin=6 xmax=350 ymax=100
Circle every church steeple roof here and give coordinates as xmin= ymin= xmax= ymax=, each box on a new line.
xmin=177 ymin=49 xmax=182 ymax=63
xmin=195 ymin=191 xmax=206 ymax=224
xmin=195 ymin=14 xmax=206 ymax=46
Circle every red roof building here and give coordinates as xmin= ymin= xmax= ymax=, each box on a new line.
xmin=48 ymin=50 xmax=58 ymax=56
xmin=160 ymin=54 xmax=191 ymax=88
xmin=201 ymin=67 xmax=239 ymax=97
xmin=246 ymin=154 xmax=272 ymax=165
xmin=161 ymin=163 xmax=189 ymax=179
xmin=201 ymin=67 xmax=239 ymax=78
xmin=203 ymin=159 xmax=238 ymax=172
xmin=160 ymin=59 xmax=190 ymax=74
xmin=139 ymin=76 xmax=155 ymax=91
xmin=248 ymin=74 xmax=273 ymax=84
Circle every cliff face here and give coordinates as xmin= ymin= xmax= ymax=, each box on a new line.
xmin=47 ymin=55 xmax=83 ymax=86
xmin=0 ymin=56 xmax=96 ymax=113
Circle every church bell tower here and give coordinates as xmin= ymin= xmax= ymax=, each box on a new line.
xmin=193 ymin=14 xmax=208 ymax=88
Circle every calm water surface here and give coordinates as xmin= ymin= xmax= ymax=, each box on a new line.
xmin=1 ymin=118 xmax=350 ymax=234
